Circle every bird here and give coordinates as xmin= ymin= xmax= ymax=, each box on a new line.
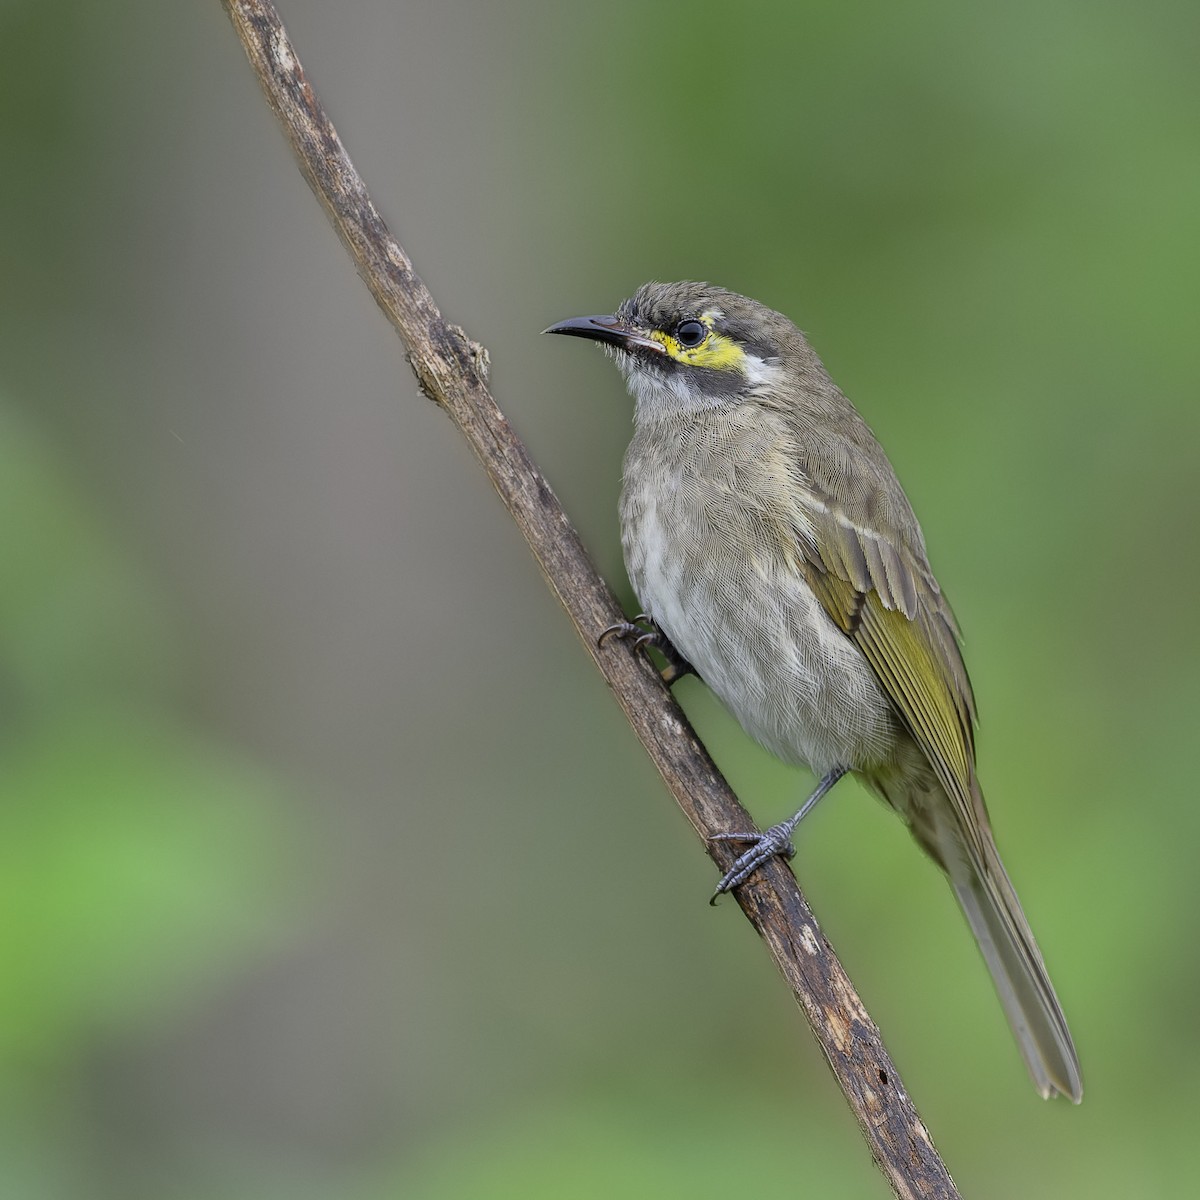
xmin=544 ymin=281 xmax=1082 ymax=1102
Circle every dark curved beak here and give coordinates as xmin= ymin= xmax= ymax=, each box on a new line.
xmin=542 ymin=314 xmax=665 ymax=355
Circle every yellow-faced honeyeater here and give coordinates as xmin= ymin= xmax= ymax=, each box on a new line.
xmin=546 ymin=282 xmax=1082 ymax=1102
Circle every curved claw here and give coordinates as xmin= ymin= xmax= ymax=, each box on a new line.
xmin=598 ymin=620 xmax=643 ymax=647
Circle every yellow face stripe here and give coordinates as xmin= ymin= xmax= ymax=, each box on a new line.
xmin=648 ymin=311 xmax=747 ymax=372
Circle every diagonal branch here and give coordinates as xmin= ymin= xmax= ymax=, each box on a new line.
xmin=219 ymin=3 xmax=960 ymax=1196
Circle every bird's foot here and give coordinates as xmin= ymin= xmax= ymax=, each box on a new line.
xmin=598 ymin=614 xmax=695 ymax=685
xmin=708 ymin=823 xmax=798 ymax=903
xmin=707 ymin=767 xmax=848 ymax=904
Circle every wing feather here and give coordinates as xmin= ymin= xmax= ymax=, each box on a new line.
xmin=796 ymin=491 xmax=983 ymax=861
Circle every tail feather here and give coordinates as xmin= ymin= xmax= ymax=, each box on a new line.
xmin=878 ymin=763 xmax=1084 ymax=1101
xmin=947 ymin=833 xmax=1082 ymax=1102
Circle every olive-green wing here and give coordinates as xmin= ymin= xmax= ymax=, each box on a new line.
xmin=796 ymin=497 xmax=984 ymax=858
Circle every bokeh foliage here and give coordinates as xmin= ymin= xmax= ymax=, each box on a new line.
xmin=1 ymin=1 xmax=1196 ymax=1197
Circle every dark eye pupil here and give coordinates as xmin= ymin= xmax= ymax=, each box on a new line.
xmin=676 ymin=320 xmax=705 ymax=348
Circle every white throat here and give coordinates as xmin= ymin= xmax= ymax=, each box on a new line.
xmin=616 ymin=351 xmax=783 ymax=422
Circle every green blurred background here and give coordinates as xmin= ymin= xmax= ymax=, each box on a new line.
xmin=1 ymin=0 xmax=1196 ymax=1196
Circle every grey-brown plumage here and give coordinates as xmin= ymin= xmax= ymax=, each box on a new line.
xmin=546 ymin=281 xmax=1082 ymax=1102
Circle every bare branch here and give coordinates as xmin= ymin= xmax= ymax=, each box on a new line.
xmin=219 ymin=3 xmax=961 ymax=1195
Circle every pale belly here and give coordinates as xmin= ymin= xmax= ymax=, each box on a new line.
xmin=621 ymin=489 xmax=899 ymax=776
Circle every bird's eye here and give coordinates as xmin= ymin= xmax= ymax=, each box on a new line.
xmin=675 ymin=320 xmax=706 ymax=348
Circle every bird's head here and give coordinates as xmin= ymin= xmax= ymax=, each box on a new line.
xmin=545 ymin=281 xmax=802 ymax=418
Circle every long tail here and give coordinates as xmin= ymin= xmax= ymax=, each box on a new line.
xmin=879 ymin=763 xmax=1084 ymax=1101
xmin=942 ymin=822 xmax=1082 ymax=1102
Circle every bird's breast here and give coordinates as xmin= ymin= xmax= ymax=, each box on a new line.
xmin=619 ymin=417 xmax=897 ymax=774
